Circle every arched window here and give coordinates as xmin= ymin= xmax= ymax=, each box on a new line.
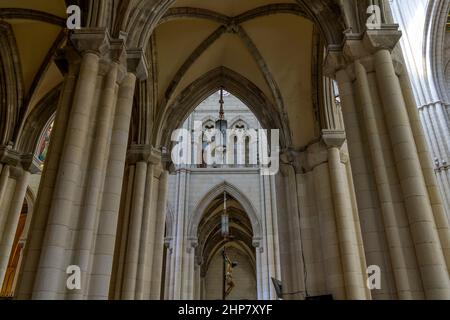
xmin=203 ymin=120 xmax=215 ymax=131
xmin=228 ymin=119 xmax=254 ymax=167
xmin=230 ymin=118 xmax=249 ymax=131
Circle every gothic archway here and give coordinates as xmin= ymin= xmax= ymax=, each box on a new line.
xmin=190 ymin=183 xmax=258 ymax=300
xmin=188 ymin=181 xmax=262 ymax=242
xmin=156 ymin=66 xmax=291 ymax=149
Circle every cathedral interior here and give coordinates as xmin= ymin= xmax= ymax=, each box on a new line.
xmin=1 ymin=0 xmax=450 ymax=300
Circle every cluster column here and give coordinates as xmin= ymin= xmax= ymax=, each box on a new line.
xmin=322 ymin=130 xmax=370 ymax=300
xmin=374 ymin=49 xmax=450 ymax=299
xmin=0 ymin=148 xmax=36 ymax=290
xmin=115 ymin=145 xmax=169 ymax=300
xmin=325 ymin=28 xmax=450 ymax=299
xmin=15 ymin=29 xmax=147 ymax=300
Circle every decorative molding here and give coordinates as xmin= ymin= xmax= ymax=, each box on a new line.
xmin=122 ymin=0 xmax=346 ymax=48
xmin=126 ymin=48 xmax=148 ymax=80
xmin=71 ymin=28 xmax=111 ymax=56
xmin=324 ymin=26 xmax=402 ymax=76
xmin=321 ymin=129 xmax=346 ymax=149
xmin=0 ymin=146 xmax=39 ymax=174
xmin=127 ymin=144 xmax=162 ymax=165
xmin=0 ymin=8 xmax=66 ymax=27
xmin=0 ymin=21 xmax=24 ymax=147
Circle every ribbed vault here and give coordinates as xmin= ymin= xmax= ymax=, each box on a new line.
xmin=134 ymin=0 xmax=342 ymax=149
xmin=196 ymin=194 xmax=255 ymax=277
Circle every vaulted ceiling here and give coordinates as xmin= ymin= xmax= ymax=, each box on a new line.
xmin=197 ymin=194 xmax=255 ymax=276
xmin=1 ymin=0 xmax=324 ymax=151
xmin=0 ymin=0 xmax=66 ymax=118
xmin=154 ymin=0 xmax=320 ymax=148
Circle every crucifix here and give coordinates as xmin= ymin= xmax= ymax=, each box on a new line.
xmin=221 ymin=191 xmax=237 ymax=300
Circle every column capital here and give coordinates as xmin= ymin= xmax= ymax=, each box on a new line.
xmin=126 ymin=49 xmax=148 ymax=81
xmin=324 ymin=25 xmax=402 ymax=77
xmin=70 ymin=28 xmax=111 ymax=57
xmin=164 ymin=237 xmax=173 ymax=251
xmin=195 ymin=255 xmax=204 ymax=267
xmin=59 ymin=30 xmax=127 ymax=77
xmin=186 ymin=238 xmax=198 ymax=254
xmin=280 ymin=149 xmax=304 ymax=174
xmin=127 ymin=144 xmax=162 ymax=165
xmin=0 ymin=146 xmax=40 ymax=174
xmin=252 ymin=237 xmax=263 ymax=252
xmin=322 ymin=129 xmax=346 ymax=149
xmin=68 ymin=28 xmax=147 ymax=81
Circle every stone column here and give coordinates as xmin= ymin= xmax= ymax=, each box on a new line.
xmin=164 ymin=238 xmax=173 ymax=300
xmin=16 ymin=47 xmax=81 ymax=299
xmin=88 ymin=66 xmax=141 ymax=299
xmin=333 ymin=67 xmax=395 ymax=298
xmin=0 ymin=148 xmax=35 ymax=288
xmin=324 ymin=27 xmax=450 ymax=299
xmin=193 ymin=258 xmax=202 ymax=300
xmin=354 ymin=60 xmax=413 ymax=298
xmin=113 ymin=165 xmax=136 ymax=300
xmin=0 ymin=164 xmax=9 ymax=206
xmin=172 ymin=169 xmax=189 ymax=299
xmin=261 ymin=174 xmax=277 ymax=299
xmin=14 ymin=29 xmax=147 ymax=300
xmin=135 ymin=163 xmax=156 ymax=299
xmin=312 ymin=158 xmax=346 ymax=299
xmin=374 ymin=49 xmax=450 ymax=299
xmin=119 ymin=146 xmax=163 ymax=300
xmin=149 ymin=170 xmax=169 ymax=299
xmin=277 ymin=163 xmax=304 ymax=299
xmin=322 ymin=130 xmax=369 ymax=300
xmin=164 ymin=238 xmax=174 ymax=300
xmin=69 ymin=49 xmax=121 ymax=300
xmin=121 ymin=161 xmax=146 ymax=299
xmin=32 ymin=33 xmax=105 ymax=300
xmin=398 ymin=71 xmax=450 ymax=273
xmin=184 ymin=243 xmax=196 ymax=300
xmin=254 ymin=242 xmax=263 ymax=300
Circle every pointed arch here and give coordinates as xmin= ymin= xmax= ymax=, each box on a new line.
xmin=120 ymin=0 xmax=346 ymax=49
xmin=424 ymin=0 xmax=450 ymax=103
xmin=229 ymin=117 xmax=250 ymax=130
xmin=187 ymin=181 xmax=262 ymax=242
xmin=15 ymin=86 xmax=61 ymax=155
xmin=0 ymin=21 xmax=24 ymax=146
xmin=155 ymin=66 xmax=291 ymax=149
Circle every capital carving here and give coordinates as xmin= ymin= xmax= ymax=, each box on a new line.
xmin=195 ymin=255 xmax=204 ymax=266
xmin=127 ymin=145 xmax=162 ymax=165
xmin=324 ymin=25 xmax=402 ymax=77
xmin=66 ymin=28 xmax=148 ymax=81
xmin=164 ymin=237 xmax=173 ymax=251
xmin=186 ymin=238 xmax=198 ymax=254
xmin=127 ymin=49 xmax=148 ymax=81
xmin=252 ymin=237 xmax=263 ymax=252
xmin=70 ymin=28 xmax=111 ymax=56
xmin=322 ymin=129 xmax=346 ymax=149
xmin=0 ymin=146 xmax=40 ymax=174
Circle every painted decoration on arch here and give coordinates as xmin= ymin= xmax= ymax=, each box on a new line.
xmin=37 ymin=121 xmax=54 ymax=167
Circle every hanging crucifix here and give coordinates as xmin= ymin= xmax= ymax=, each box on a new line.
xmin=222 ymin=191 xmax=237 ymax=300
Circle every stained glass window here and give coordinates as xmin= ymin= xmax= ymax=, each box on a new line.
xmin=37 ymin=121 xmax=54 ymax=169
